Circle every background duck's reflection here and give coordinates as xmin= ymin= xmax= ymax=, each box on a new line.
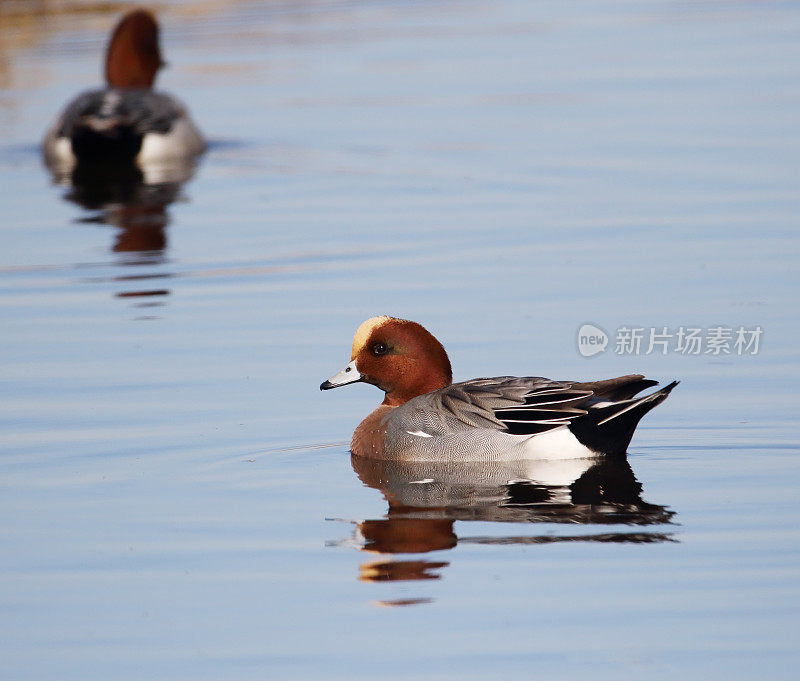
xmin=339 ymin=454 xmax=675 ymax=592
xmin=47 ymin=157 xmax=199 ymax=299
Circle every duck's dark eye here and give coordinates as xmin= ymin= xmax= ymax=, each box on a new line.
xmin=372 ymin=342 xmax=389 ymax=356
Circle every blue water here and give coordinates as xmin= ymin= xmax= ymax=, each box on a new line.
xmin=1 ymin=1 xmax=798 ymax=679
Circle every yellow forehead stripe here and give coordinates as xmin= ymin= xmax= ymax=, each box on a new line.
xmin=351 ymin=316 xmax=393 ymax=358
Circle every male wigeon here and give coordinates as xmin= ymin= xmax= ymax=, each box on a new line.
xmin=321 ymin=316 xmax=678 ymax=461
xmin=42 ymin=9 xmax=204 ymax=171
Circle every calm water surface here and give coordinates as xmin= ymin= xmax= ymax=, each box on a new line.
xmin=1 ymin=1 xmax=799 ymax=679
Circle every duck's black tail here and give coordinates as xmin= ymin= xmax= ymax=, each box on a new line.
xmin=569 ymin=380 xmax=679 ymax=455
xmin=71 ymin=120 xmax=143 ymax=163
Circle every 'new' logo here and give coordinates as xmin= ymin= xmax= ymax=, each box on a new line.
xmin=577 ymin=324 xmax=608 ymax=357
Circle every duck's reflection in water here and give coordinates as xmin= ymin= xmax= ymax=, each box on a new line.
xmin=336 ymin=454 xmax=675 ymax=602
xmin=48 ymin=157 xmax=199 ymax=301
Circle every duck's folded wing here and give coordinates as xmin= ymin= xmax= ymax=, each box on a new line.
xmin=386 ymin=377 xmax=594 ymax=437
xmin=54 ymin=89 xmax=187 ymax=137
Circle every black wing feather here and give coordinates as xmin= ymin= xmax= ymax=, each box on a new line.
xmin=492 ymin=385 xmax=592 ymax=436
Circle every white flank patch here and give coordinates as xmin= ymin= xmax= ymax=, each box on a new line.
xmin=406 ymin=430 xmax=433 ymax=438
xmin=520 ymin=426 xmax=595 ymax=460
xmin=52 ymin=136 xmax=75 ymax=164
xmin=138 ymin=117 xmax=205 ymax=163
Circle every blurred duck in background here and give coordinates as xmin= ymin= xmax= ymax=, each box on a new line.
xmin=42 ymin=8 xmax=205 ymax=263
xmin=42 ymin=8 xmax=204 ymax=179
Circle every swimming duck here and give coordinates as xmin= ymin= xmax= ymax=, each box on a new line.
xmin=321 ymin=316 xmax=678 ymax=461
xmin=42 ymin=9 xmax=204 ymax=171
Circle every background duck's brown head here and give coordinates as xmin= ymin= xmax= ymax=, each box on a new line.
xmin=105 ymin=9 xmax=164 ymax=89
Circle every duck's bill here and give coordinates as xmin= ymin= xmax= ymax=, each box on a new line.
xmin=320 ymin=360 xmax=363 ymax=390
